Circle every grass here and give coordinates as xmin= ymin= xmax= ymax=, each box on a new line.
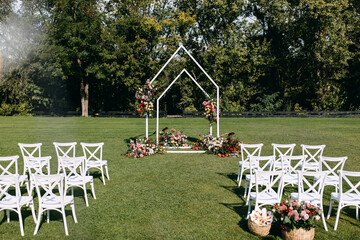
xmin=0 ymin=116 xmax=360 ymax=239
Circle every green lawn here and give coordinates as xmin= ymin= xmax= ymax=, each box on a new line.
xmin=0 ymin=116 xmax=360 ymax=239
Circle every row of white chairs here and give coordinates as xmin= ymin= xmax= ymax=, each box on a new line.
xmin=0 ymin=142 xmax=110 ymax=236
xmin=246 ymin=169 xmax=360 ymax=231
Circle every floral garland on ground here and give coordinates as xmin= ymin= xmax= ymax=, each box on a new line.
xmin=135 ymin=79 xmax=157 ymax=117
xmin=203 ymin=99 xmax=219 ymax=124
xmin=126 ymin=138 xmax=163 ymax=158
xmin=192 ymin=132 xmax=240 ymax=157
xmin=159 ymin=127 xmax=188 ymax=147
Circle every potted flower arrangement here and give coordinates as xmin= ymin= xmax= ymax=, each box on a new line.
xmin=158 ymin=127 xmax=188 ymax=147
xmin=248 ymin=208 xmax=273 ymax=237
xmin=272 ymin=200 xmax=322 ymax=240
xmin=126 ymin=138 xmax=163 ymax=158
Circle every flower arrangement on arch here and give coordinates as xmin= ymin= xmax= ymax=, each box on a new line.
xmin=126 ymin=138 xmax=163 ymax=158
xmin=158 ymin=127 xmax=188 ymax=147
xmin=272 ymin=200 xmax=322 ymax=231
xmin=203 ymin=99 xmax=219 ymax=124
xmin=135 ymin=79 xmax=157 ymax=117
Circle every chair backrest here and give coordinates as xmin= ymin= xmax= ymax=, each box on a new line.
xmin=60 ymin=157 xmax=86 ymax=179
xmin=240 ymin=143 xmax=263 ymax=163
xmin=301 ymin=144 xmax=325 ymax=169
xmin=338 ymin=170 xmax=360 ymax=200
xmin=255 ymin=170 xmax=284 ymax=202
xmin=33 ymin=174 xmax=64 ymax=206
xmin=0 ymin=156 xmax=19 ymax=176
xmin=249 ymin=156 xmax=274 ymax=173
xmin=319 ymin=156 xmax=347 ymax=179
xmin=80 ymin=142 xmax=104 ymax=162
xmin=54 ymin=142 xmax=77 ymax=159
xmin=26 ymin=156 xmax=51 ymax=176
xmin=272 ymin=143 xmax=296 ymax=164
xmin=282 ymin=155 xmax=307 ymax=174
xmin=0 ymin=174 xmax=20 ymax=204
xmin=18 ymin=143 xmax=42 ymax=158
xmin=297 ymin=171 xmax=328 ymax=199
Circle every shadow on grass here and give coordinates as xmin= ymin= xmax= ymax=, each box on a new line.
xmin=216 ymin=172 xmax=238 ymax=185
xmin=34 ymin=209 xmax=76 ymax=233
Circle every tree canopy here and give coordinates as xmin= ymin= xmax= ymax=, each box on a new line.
xmin=0 ymin=0 xmax=359 ymax=115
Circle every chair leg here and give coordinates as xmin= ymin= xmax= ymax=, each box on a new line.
xmin=334 ymin=204 xmax=342 ymax=230
xmin=357 ymin=205 xmax=359 ymax=220
xmin=83 ymin=184 xmax=89 ymax=207
xmin=327 ymin=199 xmax=334 ymax=219
xmin=91 ymin=180 xmax=96 ymax=199
xmin=47 ymin=210 xmax=50 ymax=223
xmin=71 ymin=202 xmax=78 ymax=223
xmin=237 ymin=164 xmax=241 ymax=182
xmin=101 ymin=166 xmax=106 ymax=185
xmin=247 ymin=199 xmax=252 ymax=219
xmin=244 ymin=180 xmax=248 ymax=197
xmin=6 ymin=209 xmax=10 ymax=222
xmin=18 ymin=209 xmax=24 ymax=236
xmin=105 ymin=165 xmax=110 ymax=180
xmin=30 ymin=202 xmax=37 ymax=224
xmin=34 ymin=208 xmax=43 ymax=235
xmin=238 ymin=170 xmax=244 ymax=187
xmin=61 ymin=207 xmax=69 ymax=236
xmin=321 ymin=212 xmax=328 ymax=231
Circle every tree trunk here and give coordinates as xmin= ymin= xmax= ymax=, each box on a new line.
xmin=80 ymin=78 xmax=89 ymax=117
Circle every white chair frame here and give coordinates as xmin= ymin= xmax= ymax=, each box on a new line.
xmin=33 ymin=174 xmax=77 ymax=236
xmin=0 ymin=174 xmax=37 ymax=236
xmin=61 ymin=156 xmax=96 ymax=207
xmin=0 ymin=155 xmax=29 ymax=194
xmin=53 ymin=142 xmax=77 ymax=174
xmin=237 ymin=143 xmax=263 ymax=187
xmin=81 ymin=142 xmax=110 ymax=185
xmin=244 ymin=155 xmax=274 ymax=205
xmin=26 ymin=156 xmax=51 ymax=195
xmin=327 ymin=170 xmax=360 ymax=230
xmin=247 ymin=170 xmax=284 ymax=218
xmin=18 ymin=143 xmax=42 ymax=176
xmin=272 ymin=143 xmax=296 ymax=171
xmin=316 ymin=156 xmax=347 ymax=192
xmin=300 ymin=144 xmax=326 ymax=172
xmin=290 ymin=171 xmax=328 ymax=231
xmin=281 ymin=155 xmax=307 ymax=188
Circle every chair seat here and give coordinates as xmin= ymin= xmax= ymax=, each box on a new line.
xmin=273 ymin=161 xmax=290 ymax=169
xmin=283 ymin=174 xmax=298 ymax=184
xmin=67 ymin=175 xmax=93 ymax=185
xmin=300 ymin=162 xmax=319 ymax=170
xmin=42 ymin=196 xmax=74 ymax=208
xmin=87 ymin=160 xmax=107 ymax=167
xmin=290 ymin=192 xmax=321 ymax=204
xmin=0 ymin=196 xmax=33 ymax=206
xmin=314 ymin=176 xmax=339 ymax=185
xmin=246 ymin=174 xmax=269 ymax=183
xmin=249 ymin=192 xmax=279 ymax=204
xmin=330 ymin=192 xmax=360 ymax=205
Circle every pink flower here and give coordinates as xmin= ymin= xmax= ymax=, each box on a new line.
xmin=140 ymin=154 xmax=143 ymax=157
xmin=303 ymin=214 xmax=309 ymax=220
xmin=288 ymin=210 xmax=300 ymax=221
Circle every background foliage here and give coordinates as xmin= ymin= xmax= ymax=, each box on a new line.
xmin=0 ymin=0 xmax=359 ymax=115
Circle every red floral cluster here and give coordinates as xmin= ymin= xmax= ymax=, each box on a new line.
xmin=135 ymin=79 xmax=157 ymax=117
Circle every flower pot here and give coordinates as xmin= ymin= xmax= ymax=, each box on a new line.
xmin=248 ymin=219 xmax=271 ymax=237
xmin=281 ymin=227 xmax=315 ymax=240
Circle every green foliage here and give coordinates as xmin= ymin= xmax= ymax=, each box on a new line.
xmin=250 ymin=92 xmax=283 ymax=112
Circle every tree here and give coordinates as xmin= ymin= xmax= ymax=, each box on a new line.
xmin=50 ymin=0 xmax=103 ymax=116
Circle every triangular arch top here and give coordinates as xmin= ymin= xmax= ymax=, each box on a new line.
xmin=149 ymin=45 xmax=219 ymax=90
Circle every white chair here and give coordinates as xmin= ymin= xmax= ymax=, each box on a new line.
xmin=80 ymin=142 xmax=109 ymax=185
xmin=33 ymin=174 xmax=77 ymax=236
xmin=281 ymin=155 xmax=307 ymax=188
xmin=237 ymin=143 xmax=263 ymax=187
xmin=315 ymin=156 xmax=347 ymax=192
xmin=60 ymin=156 xmax=96 ymax=207
xmin=244 ymin=155 xmax=274 ymax=205
xmin=0 ymin=155 xmax=30 ymax=194
xmin=0 ymin=175 xmax=37 ymax=236
xmin=272 ymin=143 xmax=296 ymax=171
xmin=290 ymin=171 xmax=328 ymax=231
xmin=327 ymin=170 xmax=360 ymax=230
xmin=247 ymin=170 xmax=284 ymax=218
xmin=26 ymin=156 xmax=51 ymax=195
xmin=53 ymin=142 xmax=77 ymax=174
xmin=300 ymin=144 xmax=326 ymax=171
xmin=18 ymin=143 xmax=42 ymax=176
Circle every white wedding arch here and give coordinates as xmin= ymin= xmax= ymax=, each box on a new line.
xmin=148 ymin=45 xmax=220 ymax=145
